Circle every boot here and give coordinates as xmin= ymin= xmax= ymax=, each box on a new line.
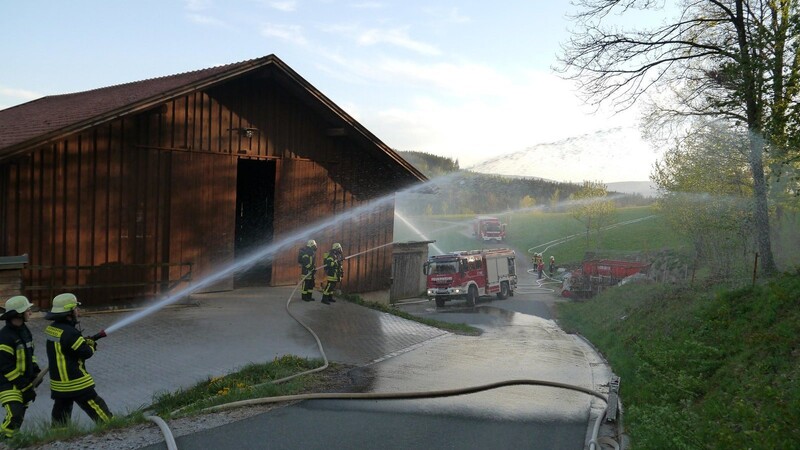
xmin=302 ymin=293 xmax=313 ymax=302
xmin=321 ymin=295 xmax=331 ymax=305
xmin=328 ymin=296 xmax=336 ymax=303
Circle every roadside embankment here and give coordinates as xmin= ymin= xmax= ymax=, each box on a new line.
xmin=556 ymin=272 xmax=800 ymax=448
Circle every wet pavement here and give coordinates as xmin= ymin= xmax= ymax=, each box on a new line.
xmin=18 ymin=286 xmax=447 ymax=429
xmin=16 ymin=264 xmax=616 ymax=449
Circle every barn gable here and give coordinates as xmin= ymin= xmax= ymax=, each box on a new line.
xmin=0 ymin=55 xmax=425 ymax=307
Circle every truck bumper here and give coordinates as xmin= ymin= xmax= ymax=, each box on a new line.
xmin=427 ymin=287 xmax=466 ymax=298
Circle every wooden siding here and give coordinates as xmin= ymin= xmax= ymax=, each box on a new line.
xmin=1 ymin=71 xmax=403 ymax=307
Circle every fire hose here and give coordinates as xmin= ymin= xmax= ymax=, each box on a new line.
xmin=186 ymin=263 xmax=621 ymax=450
xmin=31 ymin=330 xmax=179 ymax=450
xmin=57 ymin=242 xmax=619 ymax=449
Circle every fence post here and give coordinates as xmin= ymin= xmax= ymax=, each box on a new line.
xmin=752 ymin=252 xmax=759 ymax=287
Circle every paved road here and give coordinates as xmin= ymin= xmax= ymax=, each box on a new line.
xmin=18 ymin=286 xmax=447 ymax=429
xmin=140 ymin=288 xmax=613 ymax=449
xmin=15 ymin=250 xmax=614 ymax=449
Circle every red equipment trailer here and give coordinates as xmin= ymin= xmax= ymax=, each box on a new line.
xmin=564 ymin=258 xmax=651 ymax=298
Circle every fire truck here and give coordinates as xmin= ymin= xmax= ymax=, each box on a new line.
xmin=423 ymin=248 xmax=517 ymax=307
xmin=473 ymin=217 xmax=506 ymax=242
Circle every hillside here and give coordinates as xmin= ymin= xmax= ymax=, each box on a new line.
xmin=469 ymin=126 xmax=663 ymax=185
xmin=397 ymin=150 xmax=653 ymax=215
xmin=557 ymin=274 xmax=800 ymax=448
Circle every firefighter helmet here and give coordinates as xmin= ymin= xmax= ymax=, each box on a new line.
xmin=1 ymin=295 xmax=33 ymax=320
xmin=307 ymin=240 xmax=317 ymax=249
xmin=46 ymin=293 xmax=81 ymax=320
xmin=332 ymin=243 xmax=342 ymax=251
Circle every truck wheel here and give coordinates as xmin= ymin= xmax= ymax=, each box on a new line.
xmin=435 ymin=297 xmax=445 ymax=307
xmin=466 ymin=285 xmax=478 ymax=306
xmin=497 ymin=282 xmax=509 ymax=300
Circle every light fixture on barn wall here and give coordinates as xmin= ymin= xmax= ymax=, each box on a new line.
xmin=326 ymin=127 xmax=346 ymax=137
xmin=228 ymin=127 xmax=259 ymax=138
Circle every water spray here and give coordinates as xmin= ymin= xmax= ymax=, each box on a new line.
xmin=395 ymin=212 xmax=446 ymax=255
xmin=100 ymin=171 xmax=465 ymax=335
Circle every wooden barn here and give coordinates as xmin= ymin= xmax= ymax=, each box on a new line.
xmin=0 ymin=54 xmax=426 ymax=308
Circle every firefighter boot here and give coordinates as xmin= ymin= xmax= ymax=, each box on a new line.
xmin=321 ymin=295 xmax=331 ymax=305
xmin=302 ymin=293 xmax=314 ymax=302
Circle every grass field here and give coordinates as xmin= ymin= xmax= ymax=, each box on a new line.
xmin=395 ymin=206 xmax=690 ymax=263
xmin=557 ymin=273 xmax=800 ymax=448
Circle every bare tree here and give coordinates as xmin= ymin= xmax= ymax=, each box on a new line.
xmin=557 ymin=0 xmax=800 ymax=274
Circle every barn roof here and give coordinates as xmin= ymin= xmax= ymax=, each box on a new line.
xmin=0 ymin=54 xmax=425 ymax=182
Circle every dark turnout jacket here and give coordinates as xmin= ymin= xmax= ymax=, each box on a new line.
xmin=45 ymin=319 xmax=96 ymax=398
xmin=0 ymin=323 xmax=38 ymax=401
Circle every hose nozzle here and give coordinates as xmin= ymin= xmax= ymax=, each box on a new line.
xmin=90 ymin=330 xmax=107 ymax=341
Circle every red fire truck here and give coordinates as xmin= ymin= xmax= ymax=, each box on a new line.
xmin=423 ymin=248 xmax=517 ymax=307
xmin=473 ymin=217 xmax=506 ymax=242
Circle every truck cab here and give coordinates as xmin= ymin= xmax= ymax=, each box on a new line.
xmin=473 ymin=217 xmax=506 ymax=242
xmin=423 ymin=249 xmax=517 ymax=307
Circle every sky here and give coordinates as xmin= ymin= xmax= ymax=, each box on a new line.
xmin=0 ymin=1 xmax=656 ymax=182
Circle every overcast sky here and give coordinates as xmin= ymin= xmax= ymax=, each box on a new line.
xmin=1 ymin=1 xmax=656 ymax=181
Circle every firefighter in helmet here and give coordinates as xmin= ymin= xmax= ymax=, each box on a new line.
xmin=44 ymin=293 xmax=112 ymax=425
xmin=299 ymin=239 xmax=318 ymax=302
xmin=321 ymin=243 xmax=344 ymax=305
xmin=0 ymin=296 xmax=39 ymax=438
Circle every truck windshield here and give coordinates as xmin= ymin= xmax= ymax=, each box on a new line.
xmin=429 ymin=261 xmax=458 ymax=274
xmin=485 ymin=223 xmax=501 ymax=232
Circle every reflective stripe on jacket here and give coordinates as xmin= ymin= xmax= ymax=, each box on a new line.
xmin=45 ymin=321 xmax=96 ymax=397
xmin=0 ymin=323 xmax=37 ymax=403
xmin=299 ymin=246 xmax=316 ymax=274
xmin=323 ymin=252 xmax=342 ymax=281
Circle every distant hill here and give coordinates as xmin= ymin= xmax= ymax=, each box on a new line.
xmin=398 ymin=151 xmax=459 ymax=178
xmin=606 ymin=181 xmax=659 ymax=198
xmin=469 ymin=126 xmax=664 ymax=185
xmin=395 ymin=150 xmax=654 ymax=215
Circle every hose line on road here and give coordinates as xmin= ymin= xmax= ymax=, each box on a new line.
xmin=514 ymin=268 xmax=561 ymax=294
xmin=145 ymin=415 xmax=178 ymax=450
xmin=185 ymin=243 xmax=620 ymax=449
xmin=200 ymin=378 xmax=608 ymax=411
xmin=200 ymin=377 xmax=618 ymax=449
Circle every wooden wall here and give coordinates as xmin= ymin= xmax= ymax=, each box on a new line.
xmin=0 ymin=68 xmax=403 ymax=307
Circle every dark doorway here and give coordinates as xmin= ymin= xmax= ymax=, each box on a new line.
xmin=234 ymin=159 xmax=276 ymax=287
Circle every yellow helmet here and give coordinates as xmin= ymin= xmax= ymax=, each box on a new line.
xmin=1 ymin=295 xmax=33 ymax=320
xmin=46 ymin=293 xmax=81 ymax=320
xmin=332 ymin=243 xmax=342 ymax=251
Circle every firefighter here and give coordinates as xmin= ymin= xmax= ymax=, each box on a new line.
xmin=44 ymin=293 xmax=112 ymax=426
xmin=536 ymin=253 xmax=544 ymax=279
xmin=549 ymin=255 xmax=556 ymax=276
xmin=0 ymin=296 xmax=39 ymax=439
xmin=321 ymin=243 xmax=344 ymax=305
xmin=298 ymin=239 xmax=318 ymax=302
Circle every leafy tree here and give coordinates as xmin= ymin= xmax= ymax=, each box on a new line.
xmin=570 ymin=181 xmax=616 ymax=246
xmin=519 ymin=195 xmax=536 ymax=209
xmin=558 ymin=0 xmax=800 ymax=274
xmin=652 ymin=123 xmax=756 ymax=277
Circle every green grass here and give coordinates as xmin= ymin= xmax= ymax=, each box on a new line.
xmin=556 ymin=272 xmax=800 ymax=449
xmin=9 ymin=356 xmax=333 ymax=448
xmin=9 ymin=413 xmax=146 ymax=449
xmin=150 ymin=355 xmax=328 ymax=416
xmin=396 ymin=206 xmax=690 ymax=265
xmin=342 ymin=293 xmax=482 ymax=336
